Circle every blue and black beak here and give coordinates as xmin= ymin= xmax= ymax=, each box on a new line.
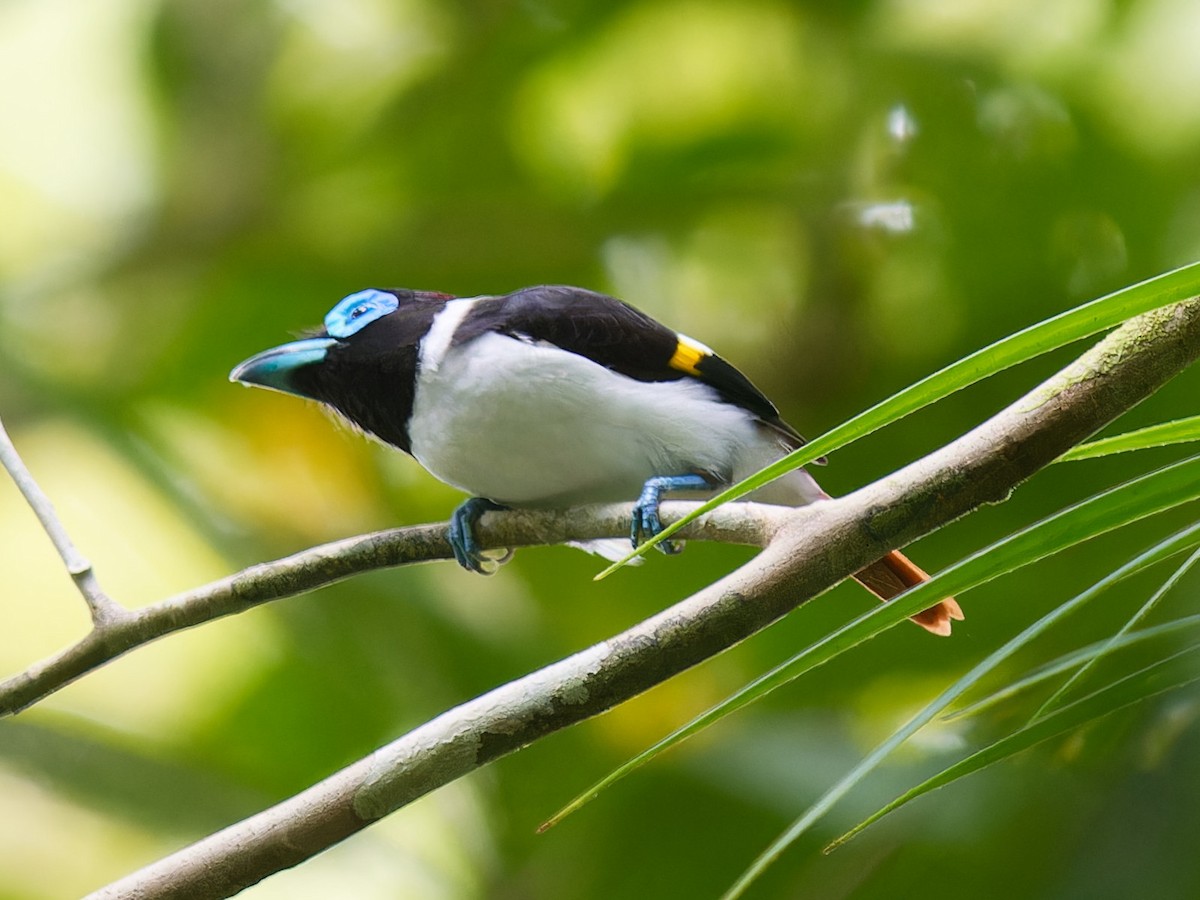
xmin=229 ymin=337 xmax=337 ymax=400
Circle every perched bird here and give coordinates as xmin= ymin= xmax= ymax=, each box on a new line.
xmin=231 ymin=285 xmax=963 ymax=635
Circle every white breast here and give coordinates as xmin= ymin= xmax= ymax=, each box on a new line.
xmin=407 ymin=331 xmax=825 ymax=509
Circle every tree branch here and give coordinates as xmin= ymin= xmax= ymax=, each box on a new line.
xmin=85 ymin=297 xmax=1200 ymax=899
xmin=0 ymin=502 xmax=787 ymax=716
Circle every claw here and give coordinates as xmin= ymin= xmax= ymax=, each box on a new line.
xmin=448 ymin=498 xmax=510 ymax=574
xmin=630 ymin=474 xmax=713 ymax=554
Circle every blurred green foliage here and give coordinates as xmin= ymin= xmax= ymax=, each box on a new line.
xmin=3 ymin=0 xmax=1200 ymax=897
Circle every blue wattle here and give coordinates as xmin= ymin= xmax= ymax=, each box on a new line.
xmin=325 ymin=289 xmax=399 ymax=338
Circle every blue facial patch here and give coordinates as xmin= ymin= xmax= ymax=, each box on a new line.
xmin=324 ymin=289 xmax=400 ymax=339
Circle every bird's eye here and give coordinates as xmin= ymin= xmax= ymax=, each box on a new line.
xmin=350 ymin=304 xmax=369 ymax=319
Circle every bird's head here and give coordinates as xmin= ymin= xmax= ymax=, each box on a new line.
xmin=230 ymin=288 xmax=454 ymax=452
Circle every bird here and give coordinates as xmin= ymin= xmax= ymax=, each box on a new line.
xmin=230 ymin=285 xmax=963 ymax=635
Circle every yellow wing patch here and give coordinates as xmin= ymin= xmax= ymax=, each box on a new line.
xmin=668 ymin=334 xmax=712 ymax=376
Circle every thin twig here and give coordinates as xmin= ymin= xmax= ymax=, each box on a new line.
xmin=86 ymin=298 xmax=1200 ymax=900
xmin=0 ymin=416 xmax=124 ymax=625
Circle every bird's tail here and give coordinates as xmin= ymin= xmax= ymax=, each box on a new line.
xmin=853 ymin=550 xmax=964 ymax=636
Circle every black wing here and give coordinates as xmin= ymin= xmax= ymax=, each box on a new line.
xmin=454 ymin=285 xmax=814 ymax=451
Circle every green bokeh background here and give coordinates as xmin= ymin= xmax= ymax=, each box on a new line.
xmin=3 ymin=1 xmax=1200 ymax=897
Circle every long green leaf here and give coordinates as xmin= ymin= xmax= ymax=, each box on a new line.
xmin=946 ymin=613 xmax=1200 ymax=722
xmin=721 ymin=522 xmax=1200 ymax=898
xmin=596 ymin=262 xmax=1200 ymax=578
xmin=1058 ymin=415 xmax=1200 ymax=461
xmin=826 ymin=645 xmax=1200 ymax=852
xmin=544 ymin=454 xmax=1200 ymax=831
xmin=1032 ymin=544 xmax=1200 ymax=720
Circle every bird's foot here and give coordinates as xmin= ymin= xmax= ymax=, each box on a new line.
xmin=449 ymin=498 xmax=512 ymax=574
xmin=631 ymin=473 xmax=713 ymax=554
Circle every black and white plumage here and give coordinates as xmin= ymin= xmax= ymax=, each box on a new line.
xmin=231 ymin=285 xmax=962 ymax=635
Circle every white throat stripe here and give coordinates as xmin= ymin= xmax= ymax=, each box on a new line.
xmin=419 ymin=297 xmax=480 ymax=372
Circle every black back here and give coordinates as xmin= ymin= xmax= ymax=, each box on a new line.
xmin=455 ymin=286 xmax=808 ymax=447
